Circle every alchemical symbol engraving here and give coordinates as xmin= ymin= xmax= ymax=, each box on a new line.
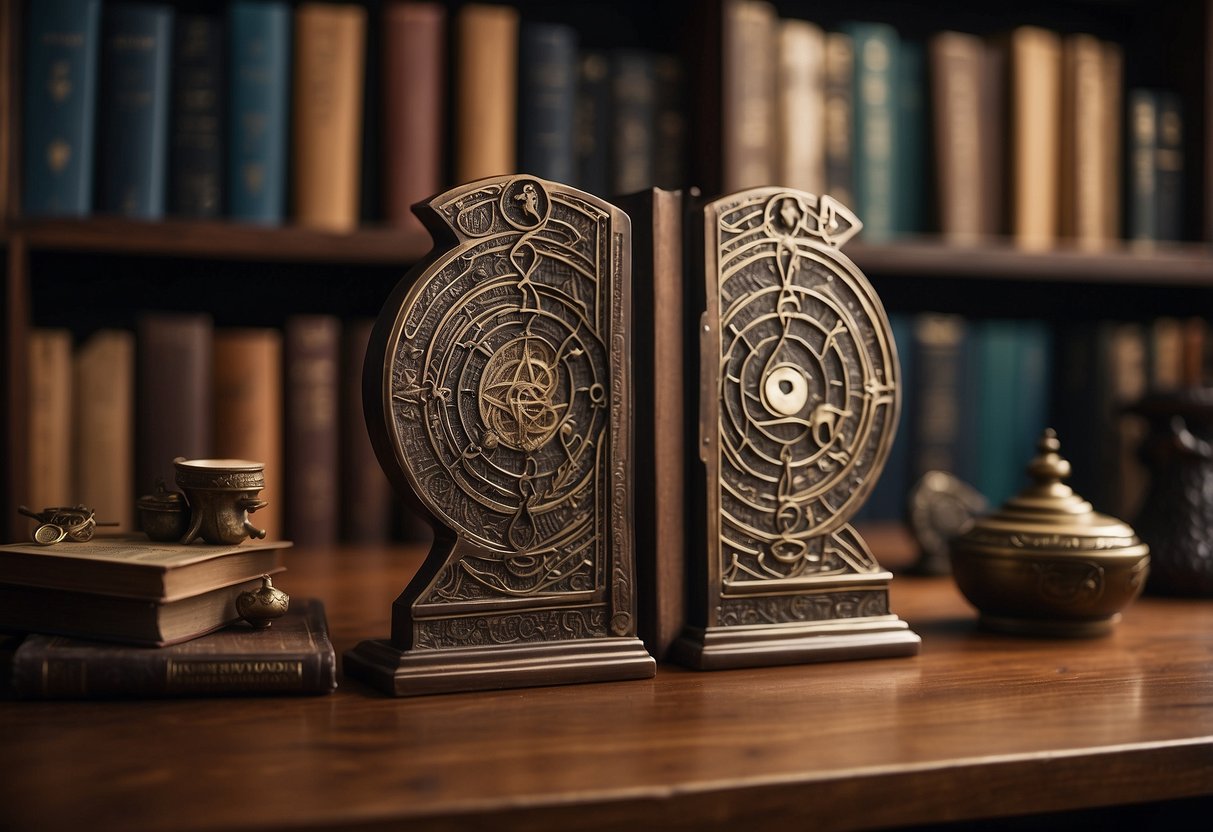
xmin=709 ymin=189 xmax=898 ymax=591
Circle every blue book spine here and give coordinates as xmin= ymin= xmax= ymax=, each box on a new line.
xmin=169 ymin=14 xmax=224 ymax=218
xmin=96 ymin=3 xmax=173 ymax=219
xmin=23 ymin=0 xmax=101 ymax=217
xmin=1013 ymin=320 xmax=1053 ymax=469
xmin=842 ymin=22 xmax=899 ymax=243
xmin=227 ymin=2 xmax=290 ymax=224
xmin=518 ymin=23 xmax=577 ymax=184
xmin=859 ymin=312 xmax=913 ymax=521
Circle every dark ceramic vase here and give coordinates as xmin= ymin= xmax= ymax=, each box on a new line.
xmin=1131 ymin=389 xmax=1213 ymax=597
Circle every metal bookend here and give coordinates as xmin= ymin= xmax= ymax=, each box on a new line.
xmin=344 ymin=175 xmax=655 ymax=695
xmin=671 ymin=188 xmax=920 ymax=669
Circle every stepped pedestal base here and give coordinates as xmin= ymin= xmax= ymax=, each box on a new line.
xmin=669 ymin=616 xmax=920 ymax=671
xmin=344 ymin=637 xmax=656 ymax=697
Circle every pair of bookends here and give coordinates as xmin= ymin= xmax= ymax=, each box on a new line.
xmin=345 ymin=176 xmax=917 ymax=697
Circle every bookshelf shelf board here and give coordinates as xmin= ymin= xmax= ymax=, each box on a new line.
xmin=12 ymin=218 xmax=433 ymax=264
xmin=851 ymin=237 xmax=1213 ymax=286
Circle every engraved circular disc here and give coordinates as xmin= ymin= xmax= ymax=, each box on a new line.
xmin=34 ymin=523 xmax=66 ymax=545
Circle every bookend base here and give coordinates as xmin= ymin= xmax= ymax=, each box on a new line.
xmin=343 ymin=637 xmax=655 ymax=697
xmin=669 ymin=612 xmax=921 ymax=671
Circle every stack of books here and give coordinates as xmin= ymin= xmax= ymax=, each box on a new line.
xmin=0 ymin=536 xmax=337 ymax=698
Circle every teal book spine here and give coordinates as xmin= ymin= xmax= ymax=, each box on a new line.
xmin=842 ymin=22 xmax=899 ymax=242
xmin=23 ymin=0 xmax=101 ymax=217
xmin=1154 ymin=92 xmax=1183 ymax=241
xmin=227 ymin=1 xmax=290 ymax=224
xmin=895 ymin=40 xmax=926 ymax=236
xmin=96 ymin=3 xmax=173 ymax=219
xmin=858 ymin=312 xmax=913 ymax=521
xmin=518 ymin=23 xmax=578 ymax=184
xmin=1013 ymin=320 xmax=1053 ymax=470
xmin=976 ymin=320 xmax=1021 ymax=507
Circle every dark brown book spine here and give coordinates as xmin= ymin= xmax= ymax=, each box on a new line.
xmin=136 ymin=313 xmax=213 ymax=496
xmin=382 ymin=2 xmax=445 ymax=231
xmin=342 ymin=319 xmax=394 ymax=543
xmin=620 ymin=188 xmax=685 ymax=661
xmin=10 ymin=599 xmax=336 ymax=699
xmin=285 ymin=316 xmax=341 ymax=546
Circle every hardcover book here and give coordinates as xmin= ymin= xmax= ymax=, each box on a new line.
xmin=213 ymin=328 xmax=283 ymax=540
xmin=26 ymin=329 xmax=73 ymax=513
xmin=453 ymin=3 xmax=518 ymax=183
xmin=823 ymin=31 xmax=855 ymax=209
xmin=284 ymin=316 xmax=340 ymax=546
xmin=73 ymin=329 xmax=135 ymax=533
xmin=169 ymin=13 xmax=224 ymax=218
xmin=382 ymin=1 xmax=445 ymax=232
xmin=721 ymin=0 xmax=777 ymax=192
xmin=574 ymin=51 xmax=611 ymax=195
xmin=518 ymin=23 xmax=577 ymax=184
xmin=8 ymin=599 xmax=336 ymax=698
xmin=292 ymin=2 xmax=367 ymax=231
xmin=22 ymin=0 xmax=100 ymax=217
xmin=611 ymin=50 xmax=657 ymax=194
xmin=842 ymin=21 xmax=899 ymax=242
xmin=136 ymin=312 xmax=213 ymax=497
xmin=777 ymin=18 xmax=825 ymax=196
xmin=0 ymin=537 xmax=289 ymax=601
xmin=96 ymin=2 xmax=173 ymax=218
xmin=0 ymin=573 xmax=281 ymax=647
xmin=1008 ymin=26 xmax=1062 ymax=250
xmin=341 ymin=319 xmax=393 ymax=543
xmin=227 ymin=1 xmax=291 ymax=224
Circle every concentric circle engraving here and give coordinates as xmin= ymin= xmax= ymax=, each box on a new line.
xmin=712 ymin=190 xmax=897 ymax=584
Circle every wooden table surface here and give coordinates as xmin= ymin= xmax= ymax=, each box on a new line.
xmin=2 ymin=543 xmax=1211 ymax=832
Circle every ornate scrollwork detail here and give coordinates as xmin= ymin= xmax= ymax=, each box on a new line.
xmin=718 ymin=590 xmax=888 ymax=627
xmin=414 ymin=608 xmax=608 ymax=649
xmin=709 ymin=190 xmax=896 ymax=600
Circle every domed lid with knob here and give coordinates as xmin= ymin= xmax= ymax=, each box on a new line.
xmin=953 ymin=429 xmax=1148 ymax=560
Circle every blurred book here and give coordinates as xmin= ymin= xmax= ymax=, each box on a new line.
xmin=842 ymin=21 xmax=899 ymax=241
xmin=722 ymin=0 xmax=777 ymax=192
xmin=169 ymin=13 xmax=224 ymax=218
xmin=23 ymin=0 xmax=100 ymax=217
xmin=227 ymin=1 xmax=291 ymax=224
xmin=284 ymin=316 xmax=340 ymax=547
xmin=453 ymin=3 xmax=518 ymax=182
xmin=74 ymin=329 xmax=135 ymax=533
xmin=7 ymin=598 xmax=335 ymax=698
xmin=776 ymin=18 xmax=825 ymax=195
xmin=518 ymin=22 xmax=577 ymax=183
xmin=823 ymin=31 xmax=854 ymax=208
xmin=26 ymin=329 xmax=73 ymax=513
xmin=292 ymin=2 xmax=366 ymax=231
xmin=611 ymin=50 xmax=656 ymax=194
xmin=341 ymin=319 xmax=393 ymax=544
xmin=1007 ymin=26 xmax=1061 ymax=250
xmin=95 ymin=3 xmax=173 ymax=218
xmin=382 ymin=1 xmax=445 ymax=232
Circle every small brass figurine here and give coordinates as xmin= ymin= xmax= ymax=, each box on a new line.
xmin=136 ymin=480 xmax=191 ymax=542
xmin=950 ymin=429 xmax=1150 ymax=637
xmin=236 ymin=575 xmax=290 ymax=629
xmin=174 ymin=458 xmax=268 ymax=545
xmin=906 ymin=471 xmax=988 ymax=575
xmin=18 ymin=505 xmax=116 ymax=545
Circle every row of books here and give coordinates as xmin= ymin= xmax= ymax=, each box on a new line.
xmin=24 ymin=0 xmax=685 ymax=231
xmin=24 ymin=314 xmax=428 ymax=548
xmin=862 ymin=313 xmax=1211 ymax=527
xmin=718 ymin=0 xmax=1186 ymax=246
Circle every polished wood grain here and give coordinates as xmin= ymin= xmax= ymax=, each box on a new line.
xmin=2 ymin=543 xmax=1210 ymax=832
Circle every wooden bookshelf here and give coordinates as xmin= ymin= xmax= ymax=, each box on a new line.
xmin=2 ymin=542 xmax=1210 ymax=832
xmin=3 ymin=0 xmax=1213 ymax=544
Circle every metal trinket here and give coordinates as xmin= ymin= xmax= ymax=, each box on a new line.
xmin=672 ymin=188 xmax=919 ymax=669
xmin=345 ymin=175 xmax=655 ymax=696
xmin=236 ymin=574 xmax=290 ymax=629
xmin=18 ymin=504 xmax=116 ymax=545
xmin=950 ymin=429 xmax=1150 ymax=637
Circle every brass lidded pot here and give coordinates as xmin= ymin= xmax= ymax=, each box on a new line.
xmin=950 ymin=429 xmax=1150 ymax=637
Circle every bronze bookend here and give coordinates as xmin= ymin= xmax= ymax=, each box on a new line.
xmin=344 ymin=175 xmax=655 ymax=695
xmin=671 ymin=188 xmax=920 ymax=669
